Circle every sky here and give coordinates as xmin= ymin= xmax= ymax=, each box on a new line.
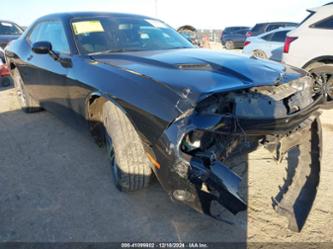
xmin=1 ymin=0 xmax=330 ymax=29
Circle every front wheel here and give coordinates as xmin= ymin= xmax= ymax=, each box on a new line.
xmin=102 ymin=101 xmax=152 ymax=192
xmin=12 ymin=68 xmax=43 ymax=113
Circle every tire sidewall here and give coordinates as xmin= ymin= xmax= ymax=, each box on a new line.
xmin=104 ymin=126 xmax=123 ymax=191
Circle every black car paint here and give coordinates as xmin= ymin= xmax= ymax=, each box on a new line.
xmin=5 ymin=12 xmax=327 ymax=231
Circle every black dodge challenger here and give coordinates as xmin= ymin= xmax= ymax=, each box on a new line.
xmin=5 ymin=12 xmax=331 ymax=232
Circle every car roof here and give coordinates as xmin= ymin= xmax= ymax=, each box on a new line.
xmin=257 ymin=26 xmax=295 ymax=37
xmin=255 ymin=22 xmax=297 ymax=26
xmin=35 ymin=12 xmax=156 ymax=23
xmin=0 ymin=20 xmax=19 ymax=25
xmin=308 ymin=3 xmax=333 ymax=12
xmin=225 ymin=26 xmax=250 ymax=29
xmin=302 ymin=3 xmax=333 ymax=28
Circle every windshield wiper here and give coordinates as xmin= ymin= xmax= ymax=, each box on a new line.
xmin=171 ymin=46 xmax=193 ymax=49
xmin=88 ymin=49 xmax=119 ymax=56
xmin=88 ymin=48 xmax=144 ymax=55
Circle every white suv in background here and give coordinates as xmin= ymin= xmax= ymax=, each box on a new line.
xmin=283 ymin=3 xmax=333 ymax=102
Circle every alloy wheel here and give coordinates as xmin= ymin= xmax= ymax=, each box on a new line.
xmin=253 ymin=50 xmax=267 ymax=59
xmin=311 ymin=71 xmax=333 ymax=100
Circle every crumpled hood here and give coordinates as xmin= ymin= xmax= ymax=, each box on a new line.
xmin=92 ymin=48 xmax=305 ymax=100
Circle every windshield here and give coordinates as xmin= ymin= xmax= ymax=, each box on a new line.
xmin=71 ymin=16 xmax=194 ymax=54
xmin=0 ymin=21 xmax=23 ymax=35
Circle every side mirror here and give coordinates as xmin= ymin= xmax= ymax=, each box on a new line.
xmin=32 ymin=41 xmax=52 ymax=54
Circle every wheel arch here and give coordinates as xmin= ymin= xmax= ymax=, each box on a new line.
xmin=85 ymin=91 xmax=159 ymax=171
xmin=85 ymin=92 xmax=115 ymax=146
xmin=85 ymin=92 xmax=153 ymax=148
xmin=303 ymin=56 xmax=333 ymax=69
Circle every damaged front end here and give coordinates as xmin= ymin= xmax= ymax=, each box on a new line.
xmin=152 ymin=74 xmax=323 ymax=232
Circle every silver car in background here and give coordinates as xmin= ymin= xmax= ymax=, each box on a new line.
xmin=242 ymin=27 xmax=294 ymax=61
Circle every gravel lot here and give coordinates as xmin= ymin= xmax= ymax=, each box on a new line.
xmin=0 ymin=72 xmax=332 ymax=242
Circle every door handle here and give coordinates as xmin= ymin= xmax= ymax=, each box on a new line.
xmin=27 ymin=55 xmax=33 ymax=61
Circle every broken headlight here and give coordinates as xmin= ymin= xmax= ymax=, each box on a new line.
xmin=289 ymin=76 xmax=313 ymax=92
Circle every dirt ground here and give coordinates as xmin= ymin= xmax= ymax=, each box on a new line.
xmin=0 ymin=80 xmax=332 ymax=242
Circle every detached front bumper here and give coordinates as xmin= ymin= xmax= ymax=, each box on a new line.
xmin=150 ymin=79 xmax=324 ymax=231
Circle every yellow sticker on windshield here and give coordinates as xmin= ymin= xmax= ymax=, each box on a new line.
xmin=72 ymin=20 xmax=104 ymax=35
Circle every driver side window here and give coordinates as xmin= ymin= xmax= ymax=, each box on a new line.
xmin=28 ymin=20 xmax=70 ymax=54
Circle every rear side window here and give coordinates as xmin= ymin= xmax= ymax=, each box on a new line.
xmin=224 ymin=27 xmax=240 ymax=33
xmin=262 ymin=33 xmax=273 ymax=41
xmin=252 ymin=24 xmax=265 ymax=33
xmin=312 ymin=16 xmax=333 ymax=30
xmin=266 ymin=24 xmax=282 ymax=32
xmin=271 ymin=31 xmax=289 ymax=42
xmin=224 ymin=28 xmax=231 ymax=33
xmin=236 ymin=29 xmax=249 ymax=35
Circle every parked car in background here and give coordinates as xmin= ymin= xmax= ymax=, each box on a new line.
xmin=0 ymin=47 xmax=11 ymax=86
xmin=0 ymin=47 xmax=4 ymax=63
xmin=0 ymin=20 xmax=23 ymax=48
xmin=220 ymin=26 xmax=250 ymax=49
xmin=5 ymin=12 xmax=328 ymax=232
xmin=246 ymin=22 xmax=297 ymax=38
xmin=243 ymin=27 xmax=294 ymax=61
xmin=177 ymin=25 xmax=202 ymax=47
xmin=283 ymin=3 xmax=333 ymax=103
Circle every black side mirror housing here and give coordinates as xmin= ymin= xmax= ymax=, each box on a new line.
xmin=32 ymin=41 xmax=52 ymax=54
xmin=31 ymin=41 xmax=71 ymax=67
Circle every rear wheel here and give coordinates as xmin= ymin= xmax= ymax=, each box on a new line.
xmin=252 ymin=50 xmax=268 ymax=59
xmin=102 ymin=101 xmax=152 ymax=192
xmin=12 ymin=68 xmax=43 ymax=113
xmin=225 ymin=41 xmax=235 ymax=50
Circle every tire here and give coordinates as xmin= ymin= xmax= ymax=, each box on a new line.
xmin=0 ymin=76 xmax=12 ymax=87
xmin=252 ymin=50 xmax=268 ymax=59
xmin=102 ymin=101 xmax=152 ymax=192
xmin=12 ymin=68 xmax=43 ymax=113
xmin=225 ymin=41 xmax=235 ymax=50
